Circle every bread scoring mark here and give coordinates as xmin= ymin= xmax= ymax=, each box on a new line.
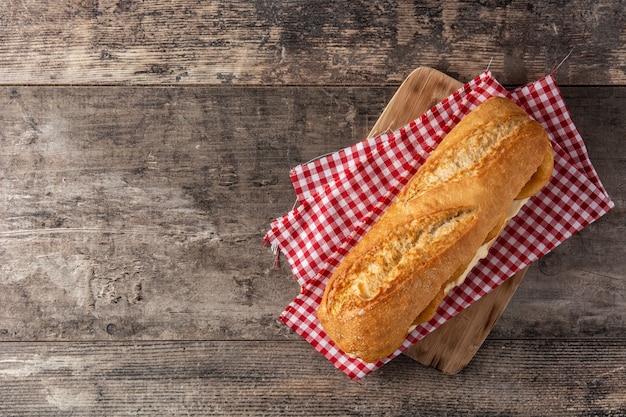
xmin=403 ymin=117 xmax=526 ymax=202
xmin=341 ymin=209 xmax=477 ymax=305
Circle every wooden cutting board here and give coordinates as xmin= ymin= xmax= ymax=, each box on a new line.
xmin=368 ymin=67 xmax=528 ymax=374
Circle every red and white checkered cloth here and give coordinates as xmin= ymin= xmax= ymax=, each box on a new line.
xmin=264 ymin=71 xmax=614 ymax=380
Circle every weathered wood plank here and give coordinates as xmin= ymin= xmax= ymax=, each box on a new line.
xmin=0 ymin=86 xmax=392 ymax=341
xmin=0 ymin=86 xmax=623 ymax=343
xmin=0 ymin=340 xmax=624 ymax=416
xmin=0 ymin=0 xmax=624 ymax=86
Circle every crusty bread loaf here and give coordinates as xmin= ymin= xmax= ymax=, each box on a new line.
xmin=317 ymin=97 xmax=554 ymax=362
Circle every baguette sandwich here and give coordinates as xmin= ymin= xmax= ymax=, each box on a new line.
xmin=317 ymin=97 xmax=554 ymax=362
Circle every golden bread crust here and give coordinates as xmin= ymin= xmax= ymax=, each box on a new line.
xmin=317 ymin=97 xmax=554 ymax=362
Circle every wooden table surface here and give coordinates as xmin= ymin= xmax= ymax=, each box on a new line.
xmin=1 ymin=1 xmax=624 ymax=416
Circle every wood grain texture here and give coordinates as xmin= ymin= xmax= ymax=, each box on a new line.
xmin=367 ymin=67 xmax=462 ymax=137
xmin=0 ymin=341 xmax=626 ymax=417
xmin=0 ymin=86 xmax=623 ymax=345
xmin=0 ymin=85 xmax=390 ymax=341
xmin=0 ymin=0 xmax=624 ymax=86
xmin=0 ymin=340 xmax=624 ymax=416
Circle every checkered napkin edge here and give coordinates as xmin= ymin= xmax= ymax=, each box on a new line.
xmin=264 ymin=71 xmax=614 ymax=380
